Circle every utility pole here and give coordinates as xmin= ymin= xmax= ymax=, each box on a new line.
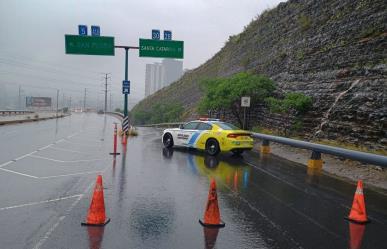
xmin=102 ymin=73 xmax=111 ymax=113
xmin=56 ymin=89 xmax=59 ymax=116
xmin=83 ymin=88 xmax=87 ymax=112
xmin=18 ymin=86 xmax=21 ymax=110
xmin=109 ymin=92 xmax=112 ymax=112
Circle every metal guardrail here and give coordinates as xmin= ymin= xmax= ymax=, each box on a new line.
xmin=251 ymin=133 xmax=387 ymax=167
xmin=137 ymin=121 xmax=387 ymax=167
xmin=105 ymin=112 xmax=124 ymax=119
xmin=139 ymin=122 xmax=184 ymax=128
xmin=0 ymin=110 xmax=34 ymax=115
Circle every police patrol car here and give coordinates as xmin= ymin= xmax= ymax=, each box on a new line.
xmin=162 ymin=118 xmax=254 ymax=156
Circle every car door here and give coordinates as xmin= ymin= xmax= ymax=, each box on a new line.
xmin=177 ymin=122 xmax=199 ymax=147
xmin=194 ymin=122 xmax=213 ymax=150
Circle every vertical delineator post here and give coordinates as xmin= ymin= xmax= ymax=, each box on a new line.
xmin=260 ymin=140 xmax=271 ymax=154
xmin=110 ymin=123 xmax=120 ymax=156
xmin=307 ymin=151 xmax=323 ymax=169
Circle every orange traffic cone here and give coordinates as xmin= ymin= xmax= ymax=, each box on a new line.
xmin=81 ymin=175 xmax=110 ymax=226
xmin=199 ymin=178 xmax=225 ymax=228
xmin=345 ymin=180 xmax=369 ymax=224
xmin=348 ymin=222 xmax=366 ymax=249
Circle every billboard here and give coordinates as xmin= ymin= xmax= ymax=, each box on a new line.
xmin=26 ymin=97 xmax=52 ymax=107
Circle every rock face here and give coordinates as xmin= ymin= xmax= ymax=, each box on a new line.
xmin=132 ymin=0 xmax=387 ymax=150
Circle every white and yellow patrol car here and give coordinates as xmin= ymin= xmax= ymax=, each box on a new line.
xmin=162 ymin=119 xmax=254 ymax=156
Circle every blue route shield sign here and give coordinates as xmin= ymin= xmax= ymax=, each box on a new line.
xmin=91 ymin=26 xmax=100 ymax=36
xmin=78 ymin=25 xmax=88 ymax=36
xmin=122 ymin=80 xmax=130 ymax=94
xmin=152 ymin=29 xmax=160 ymax=40
xmin=164 ymin=30 xmax=172 ymax=40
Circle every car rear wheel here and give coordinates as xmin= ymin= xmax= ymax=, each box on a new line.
xmin=206 ymin=139 xmax=220 ymax=156
xmin=163 ymin=133 xmax=174 ymax=148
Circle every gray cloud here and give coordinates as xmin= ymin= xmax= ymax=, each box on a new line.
xmin=0 ymin=0 xmax=283 ymax=109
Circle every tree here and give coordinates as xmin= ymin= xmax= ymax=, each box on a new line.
xmin=265 ymin=92 xmax=312 ymax=136
xmin=132 ymin=102 xmax=184 ymax=125
xmin=199 ymin=72 xmax=276 ymax=127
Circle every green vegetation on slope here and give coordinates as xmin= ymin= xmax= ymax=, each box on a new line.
xmin=198 ymin=72 xmax=275 ymax=127
xmin=132 ymin=102 xmax=184 ymax=125
xmin=265 ymin=93 xmax=312 ymax=136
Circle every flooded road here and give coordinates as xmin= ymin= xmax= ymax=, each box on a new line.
xmin=0 ymin=113 xmax=386 ymax=248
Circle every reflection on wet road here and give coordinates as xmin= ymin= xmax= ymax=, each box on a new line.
xmin=0 ymin=114 xmax=386 ymax=249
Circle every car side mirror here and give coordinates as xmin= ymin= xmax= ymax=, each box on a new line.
xmin=179 ymin=124 xmax=184 ymax=129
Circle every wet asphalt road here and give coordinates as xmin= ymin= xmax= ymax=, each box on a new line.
xmin=0 ymin=113 xmax=386 ymax=249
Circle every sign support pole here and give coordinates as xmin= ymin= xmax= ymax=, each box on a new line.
xmin=124 ymin=48 xmax=128 ymax=118
xmin=115 ymin=45 xmax=139 ymax=135
xmin=243 ymin=107 xmax=246 ymax=130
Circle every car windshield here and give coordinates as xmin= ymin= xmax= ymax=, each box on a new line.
xmin=213 ymin=122 xmax=240 ymax=130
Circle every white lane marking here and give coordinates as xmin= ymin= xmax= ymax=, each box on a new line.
xmin=0 ymin=162 xmax=110 ymax=179
xmin=29 ymin=155 xmax=108 ymax=163
xmin=0 ymin=168 xmax=38 ymax=178
xmin=0 ymin=132 xmax=77 ymax=169
xmin=47 ymin=146 xmax=91 ymax=155
xmin=67 ymin=132 xmax=79 ymax=138
xmin=37 ymin=144 xmax=54 ymax=151
xmin=33 ymin=177 xmax=97 ymax=249
xmin=60 ymin=140 xmax=103 ymax=147
xmin=0 ymin=161 xmax=13 ymax=168
xmin=39 ymin=170 xmax=104 ymax=179
xmin=32 ymin=215 xmax=65 ymax=249
xmin=13 ymin=151 xmax=39 ymax=162
xmin=0 ymin=194 xmax=83 ymax=211
xmin=54 ymin=139 xmax=65 ymax=144
xmin=70 ymin=137 xmax=104 ymax=143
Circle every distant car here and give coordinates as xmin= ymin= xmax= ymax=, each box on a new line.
xmin=162 ymin=118 xmax=254 ymax=156
xmin=97 ymin=110 xmax=104 ymax=114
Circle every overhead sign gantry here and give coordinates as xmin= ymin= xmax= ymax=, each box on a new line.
xmin=65 ymin=26 xmax=184 ymax=134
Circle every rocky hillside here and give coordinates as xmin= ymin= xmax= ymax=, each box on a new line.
xmin=132 ymin=0 xmax=387 ymax=151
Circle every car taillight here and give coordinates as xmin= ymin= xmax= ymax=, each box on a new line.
xmin=227 ymin=133 xmax=251 ymax=138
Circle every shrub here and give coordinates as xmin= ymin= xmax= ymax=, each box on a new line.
xmin=298 ymin=15 xmax=311 ymax=31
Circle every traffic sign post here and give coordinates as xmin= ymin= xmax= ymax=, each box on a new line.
xmin=122 ymin=80 xmax=130 ymax=94
xmin=241 ymin=97 xmax=251 ymax=130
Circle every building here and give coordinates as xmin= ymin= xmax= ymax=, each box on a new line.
xmin=161 ymin=59 xmax=183 ymax=88
xmin=144 ymin=59 xmax=183 ymax=97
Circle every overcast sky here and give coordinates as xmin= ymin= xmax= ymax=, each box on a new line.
xmin=0 ymin=0 xmax=283 ymax=109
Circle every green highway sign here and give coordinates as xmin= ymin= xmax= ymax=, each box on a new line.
xmin=65 ymin=35 xmax=114 ymax=56
xmin=139 ymin=39 xmax=183 ymax=59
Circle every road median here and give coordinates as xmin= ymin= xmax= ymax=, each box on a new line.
xmin=0 ymin=114 xmax=70 ymax=126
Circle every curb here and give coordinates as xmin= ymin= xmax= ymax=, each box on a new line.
xmin=0 ymin=114 xmax=70 ymax=126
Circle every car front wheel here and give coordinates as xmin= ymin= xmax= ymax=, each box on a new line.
xmin=206 ymin=139 xmax=220 ymax=156
xmin=163 ymin=133 xmax=174 ymax=148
